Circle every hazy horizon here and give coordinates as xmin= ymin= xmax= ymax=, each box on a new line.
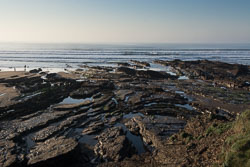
xmin=0 ymin=0 xmax=250 ymax=43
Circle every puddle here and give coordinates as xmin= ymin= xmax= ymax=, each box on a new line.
xmin=115 ymin=123 xmax=146 ymax=154
xmin=144 ymin=102 xmax=158 ymax=107
xmin=167 ymin=71 xmax=177 ymax=76
xmin=175 ymin=104 xmax=194 ymax=111
xmin=175 ymin=90 xmax=193 ymax=102
xmin=112 ymin=97 xmax=118 ymax=105
xmin=59 ymin=97 xmax=83 ymax=104
xmin=175 ymin=90 xmax=185 ymax=94
xmin=185 ymin=95 xmax=193 ymax=102
xmin=178 ymin=76 xmax=189 ymax=80
xmin=124 ymin=95 xmax=130 ymax=103
xmin=24 ymin=134 xmax=36 ymax=152
xmin=123 ymin=112 xmax=145 ymax=119
xmin=0 ymin=93 xmax=6 ymax=97
xmin=59 ymin=96 xmax=93 ymax=104
xmin=79 ymin=135 xmax=98 ymax=146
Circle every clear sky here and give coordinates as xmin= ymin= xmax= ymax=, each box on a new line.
xmin=0 ymin=0 xmax=250 ymax=43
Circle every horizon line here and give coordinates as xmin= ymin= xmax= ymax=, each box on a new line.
xmin=0 ymin=41 xmax=250 ymax=45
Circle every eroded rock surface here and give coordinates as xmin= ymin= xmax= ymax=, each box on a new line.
xmin=0 ymin=140 xmax=18 ymax=167
xmin=155 ymin=59 xmax=250 ymax=90
xmin=125 ymin=115 xmax=186 ymax=148
xmin=27 ymin=137 xmax=79 ymax=167
xmin=94 ymin=127 xmax=136 ymax=162
xmin=0 ymin=60 xmax=248 ymax=166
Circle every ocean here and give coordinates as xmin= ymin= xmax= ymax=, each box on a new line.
xmin=0 ymin=43 xmax=249 ymax=71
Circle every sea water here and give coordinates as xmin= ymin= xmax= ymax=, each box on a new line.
xmin=0 ymin=43 xmax=249 ymax=71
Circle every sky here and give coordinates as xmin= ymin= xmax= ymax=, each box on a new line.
xmin=0 ymin=0 xmax=250 ymax=43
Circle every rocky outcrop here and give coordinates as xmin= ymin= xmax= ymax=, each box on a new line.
xmin=94 ymin=127 xmax=136 ymax=162
xmin=0 ymin=140 xmax=18 ymax=167
xmin=27 ymin=137 xmax=80 ymax=167
xmin=117 ymin=67 xmax=136 ymax=76
xmin=82 ymin=121 xmax=105 ymax=135
xmin=136 ymin=70 xmax=176 ymax=79
xmin=70 ymin=87 xmax=99 ymax=99
xmin=125 ymin=116 xmax=186 ymax=148
xmin=117 ymin=67 xmax=177 ymax=79
xmin=155 ymin=59 xmax=250 ymax=90
xmin=0 ymin=60 xmax=249 ymax=166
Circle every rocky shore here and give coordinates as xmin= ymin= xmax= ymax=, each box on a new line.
xmin=0 ymin=60 xmax=249 ymax=167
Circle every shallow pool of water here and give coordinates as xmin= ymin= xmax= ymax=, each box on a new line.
xmin=175 ymin=104 xmax=194 ymax=111
xmin=24 ymin=134 xmax=36 ymax=152
xmin=115 ymin=123 xmax=146 ymax=154
xmin=175 ymin=90 xmax=193 ymax=102
xmin=178 ymin=75 xmax=189 ymax=80
xmin=144 ymin=102 xmax=158 ymax=107
xmin=59 ymin=96 xmax=93 ymax=104
xmin=79 ymin=135 xmax=98 ymax=146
